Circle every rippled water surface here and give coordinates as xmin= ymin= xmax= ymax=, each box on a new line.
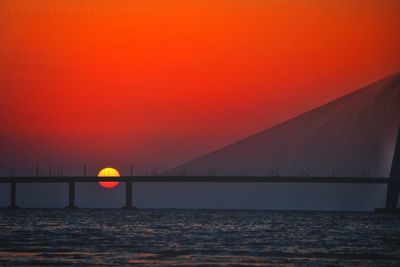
xmin=0 ymin=209 xmax=400 ymax=266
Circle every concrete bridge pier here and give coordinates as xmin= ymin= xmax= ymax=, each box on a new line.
xmin=123 ymin=181 xmax=135 ymax=209
xmin=65 ymin=182 xmax=77 ymax=209
xmin=8 ymin=182 xmax=17 ymax=209
xmin=385 ymin=180 xmax=400 ymax=210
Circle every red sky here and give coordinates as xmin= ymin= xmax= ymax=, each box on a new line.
xmin=0 ymin=0 xmax=399 ymax=175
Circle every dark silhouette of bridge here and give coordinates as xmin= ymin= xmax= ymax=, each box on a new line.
xmin=0 ymin=175 xmax=396 ymax=210
xmin=1 ymin=126 xmax=399 ymax=210
xmin=1 ymin=73 xmax=400 ymax=210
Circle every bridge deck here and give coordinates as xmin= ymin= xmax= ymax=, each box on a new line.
xmin=0 ymin=176 xmax=390 ymax=183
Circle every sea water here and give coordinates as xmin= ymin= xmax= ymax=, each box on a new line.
xmin=0 ymin=209 xmax=399 ymax=266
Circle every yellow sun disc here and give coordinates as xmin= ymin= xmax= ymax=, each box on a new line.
xmin=98 ymin=167 xmax=120 ymax=188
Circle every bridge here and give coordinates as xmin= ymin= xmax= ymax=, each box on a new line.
xmin=0 ymin=175 xmax=396 ymax=210
xmin=1 ymin=73 xmax=400 ymax=210
xmin=1 ymin=125 xmax=399 ymax=210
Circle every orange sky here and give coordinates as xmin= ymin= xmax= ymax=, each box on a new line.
xmin=0 ymin=0 xmax=399 ymax=174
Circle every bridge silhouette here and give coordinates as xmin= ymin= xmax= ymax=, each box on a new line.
xmin=1 ymin=124 xmax=399 ymax=210
xmin=1 ymin=73 xmax=400 ymax=211
xmin=0 ymin=174 xmax=396 ymax=210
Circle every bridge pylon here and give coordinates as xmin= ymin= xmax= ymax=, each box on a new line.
xmin=381 ymin=126 xmax=400 ymax=211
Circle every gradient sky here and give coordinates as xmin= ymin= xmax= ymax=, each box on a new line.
xmin=0 ymin=0 xmax=399 ymax=177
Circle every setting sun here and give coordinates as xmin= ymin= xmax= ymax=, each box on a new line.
xmin=98 ymin=167 xmax=120 ymax=189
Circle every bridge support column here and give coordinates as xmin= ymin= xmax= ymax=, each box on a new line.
xmin=66 ymin=182 xmax=77 ymax=209
xmin=386 ymin=180 xmax=400 ymax=209
xmin=8 ymin=182 xmax=17 ymax=209
xmin=378 ymin=126 xmax=400 ymax=213
xmin=123 ymin=181 xmax=134 ymax=209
